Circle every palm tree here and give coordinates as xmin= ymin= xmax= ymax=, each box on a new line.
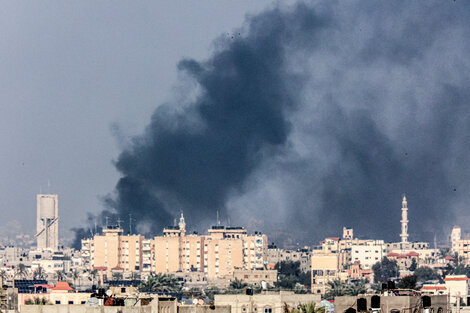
xmin=71 ymin=269 xmax=80 ymax=287
xmin=298 ymin=302 xmax=325 ymax=313
xmin=230 ymin=278 xmax=247 ymax=290
xmin=130 ymin=272 xmax=141 ymax=280
xmin=0 ymin=270 xmax=7 ymax=283
xmin=89 ymin=269 xmax=98 ymax=285
xmin=325 ymin=279 xmax=351 ymax=300
xmin=56 ymin=270 xmax=66 ymax=282
xmin=349 ymin=280 xmax=367 ymax=296
xmin=33 ymin=266 xmax=45 ymax=280
xmin=139 ymin=273 xmax=181 ymax=293
xmin=16 ymin=263 xmax=27 ymax=279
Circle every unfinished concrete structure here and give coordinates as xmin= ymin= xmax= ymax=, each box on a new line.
xmin=335 ymin=293 xmax=448 ymax=313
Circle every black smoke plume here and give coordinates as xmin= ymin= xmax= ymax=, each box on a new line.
xmin=74 ymin=1 xmax=470 ymax=247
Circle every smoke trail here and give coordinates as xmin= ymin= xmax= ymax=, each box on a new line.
xmin=96 ymin=3 xmax=327 ymax=235
xmin=74 ymin=1 xmax=470 ymax=246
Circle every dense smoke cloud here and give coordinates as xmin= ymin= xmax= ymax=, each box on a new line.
xmin=75 ymin=0 xmax=470 ymax=247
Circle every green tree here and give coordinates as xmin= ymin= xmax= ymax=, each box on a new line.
xmin=16 ymin=263 xmax=27 ymax=278
xmin=56 ymin=270 xmax=66 ymax=281
xmin=0 ymin=270 xmax=8 ymax=284
xmin=294 ymin=302 xmax=325 ymax=313
xmin=414 ymin=267 xmax=440 ymax=282
xmin=89 ymin=269 xmax=98 ymax=285
xmin=408 ymin=259 xmax=417 ymax=271
xmin=324 ymin=279 xmax=351 ymax=300
xmin=372 ymin=257 xmax=398 ymax=283
xmin=112 ymin=272 xmax=123 ymax=281
xmin=138 ymin=274 xmax=181 ymax=293
xmin=448 ymin=264 xmax=470 ymax=277
xmin=349 ymin=280 xmax=367 ymax=296
xmin=130 ymin=272 xmax=141 ymax=280
xmin=203 ymin=286 xmax=221 ymax=301
xmin=229 ymin=278 xmax=247 ymax=290
xmin=71 ymin=269 xmax=80 ymax=287
xmin=398 ymin=275 xmax=417 ymax=289
xmin=275 ymin=261 xmax=311 ymax=289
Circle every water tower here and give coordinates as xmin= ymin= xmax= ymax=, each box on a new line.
xmin=36 ymin=194 xmax=59 ymax=250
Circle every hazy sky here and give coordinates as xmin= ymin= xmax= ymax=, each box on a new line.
xmin=0 ymin=1 xmax=277 ymax=241
xmin=3 ymin=1 xmax=470 ymax=247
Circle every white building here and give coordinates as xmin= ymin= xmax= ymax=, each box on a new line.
xmin=36 ymin=194 xmax=59 ymax=250
xmin=351 ymin=240 xmax=386 ymax=269
xmin=451 ymin=226 xmax=462 ymax=253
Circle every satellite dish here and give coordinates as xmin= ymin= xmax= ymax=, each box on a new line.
xmin=193 ymin=299 xmax=198 ymax=305
xmin=105 ymin=289 xmax=112 ymax=297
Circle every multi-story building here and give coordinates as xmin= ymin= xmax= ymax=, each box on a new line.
xmin=151 ymin=214 xmax=268 ymax=279
xmin=153 ymin=214 xmax=205 ymax=273
xmin=81 ymin=226 xmax=143 ymax=276
xmin=266 ymin=246 xmax=311 ymax=273
xmin=351 ymin=240 xmax=386 ymax=269
xmin=451 ymin=226 xmax=461 ymax=254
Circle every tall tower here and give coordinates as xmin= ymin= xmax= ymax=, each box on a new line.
xmin=400 ymin=195 xmax=409 ymax=243
xmin=36 ymin=194 xmax=59 ymax=250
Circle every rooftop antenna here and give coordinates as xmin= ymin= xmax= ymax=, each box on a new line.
xmin=105 ymin=216 xmax=110 ymax=228
xmin=94 ymin=217 xmax=98 ymax=235
xmin=217 ymin=210 xmax=220 ymax=226
xmin=117 ymin=218 xmax=122 ymax=229
xmin=47 ymin=180 xmax=51 ymax=194
xmin=129 ymin=214 xmax=133 ymax=234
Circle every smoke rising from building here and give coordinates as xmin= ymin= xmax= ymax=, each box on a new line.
xmin=74 ymin=1 xmax=470 ymax=248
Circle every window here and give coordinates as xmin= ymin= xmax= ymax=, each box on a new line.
xmin=121 ymin=287 xmax=126 ymax=293
xmin=56 ymin=301 xmax=61 ymax=304
xmin=68 ymin=301 xmax=74 ymax=304
xmin=264 ymin=307 xmax=272 ymax=313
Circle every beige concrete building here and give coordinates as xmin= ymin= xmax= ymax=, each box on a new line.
xmin=81 ymin=215 xmax=268 ymax=280
xmin=232 ymin=269 xmax=277 ymax=287
xmin=81 ymin=227 xmax=143 ymax=276
xmin=215 ymin=291 xmax=321 ymax=313
xmin=152 ymin=215 xmax=267 ymax=279
xmin=451 ymin=226 xmax=462 ymax=254
xmin=310 ymin=252 xmax=348 ymax=294
xmin=266 ymin=247 xmax=311 ymax=273
xmin=335 ymin=294 xmax=447 ymax=313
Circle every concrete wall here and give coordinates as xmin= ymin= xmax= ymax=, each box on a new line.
xmin=334 ymin=295 xmax=448 ymax=313
xmin=19 ymin=305 xmax=153 ymax=313
xmin=179 ymin=305 xmax=231 ymax=313
xmin=215 ymin=291 xmax=321 ymax=313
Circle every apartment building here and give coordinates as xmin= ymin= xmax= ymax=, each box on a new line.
xmin=351 ymin=240 xmax=386 ymax=269
xmin=266 ymin=246 xmax=311 ymax=273
xmin=81 ymin=227 xmax=144 ymax=276
xmin=152 ymin=214 xmax=268 ymax=279
xmin=153 ymin=216 xmax=205 ymax=273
